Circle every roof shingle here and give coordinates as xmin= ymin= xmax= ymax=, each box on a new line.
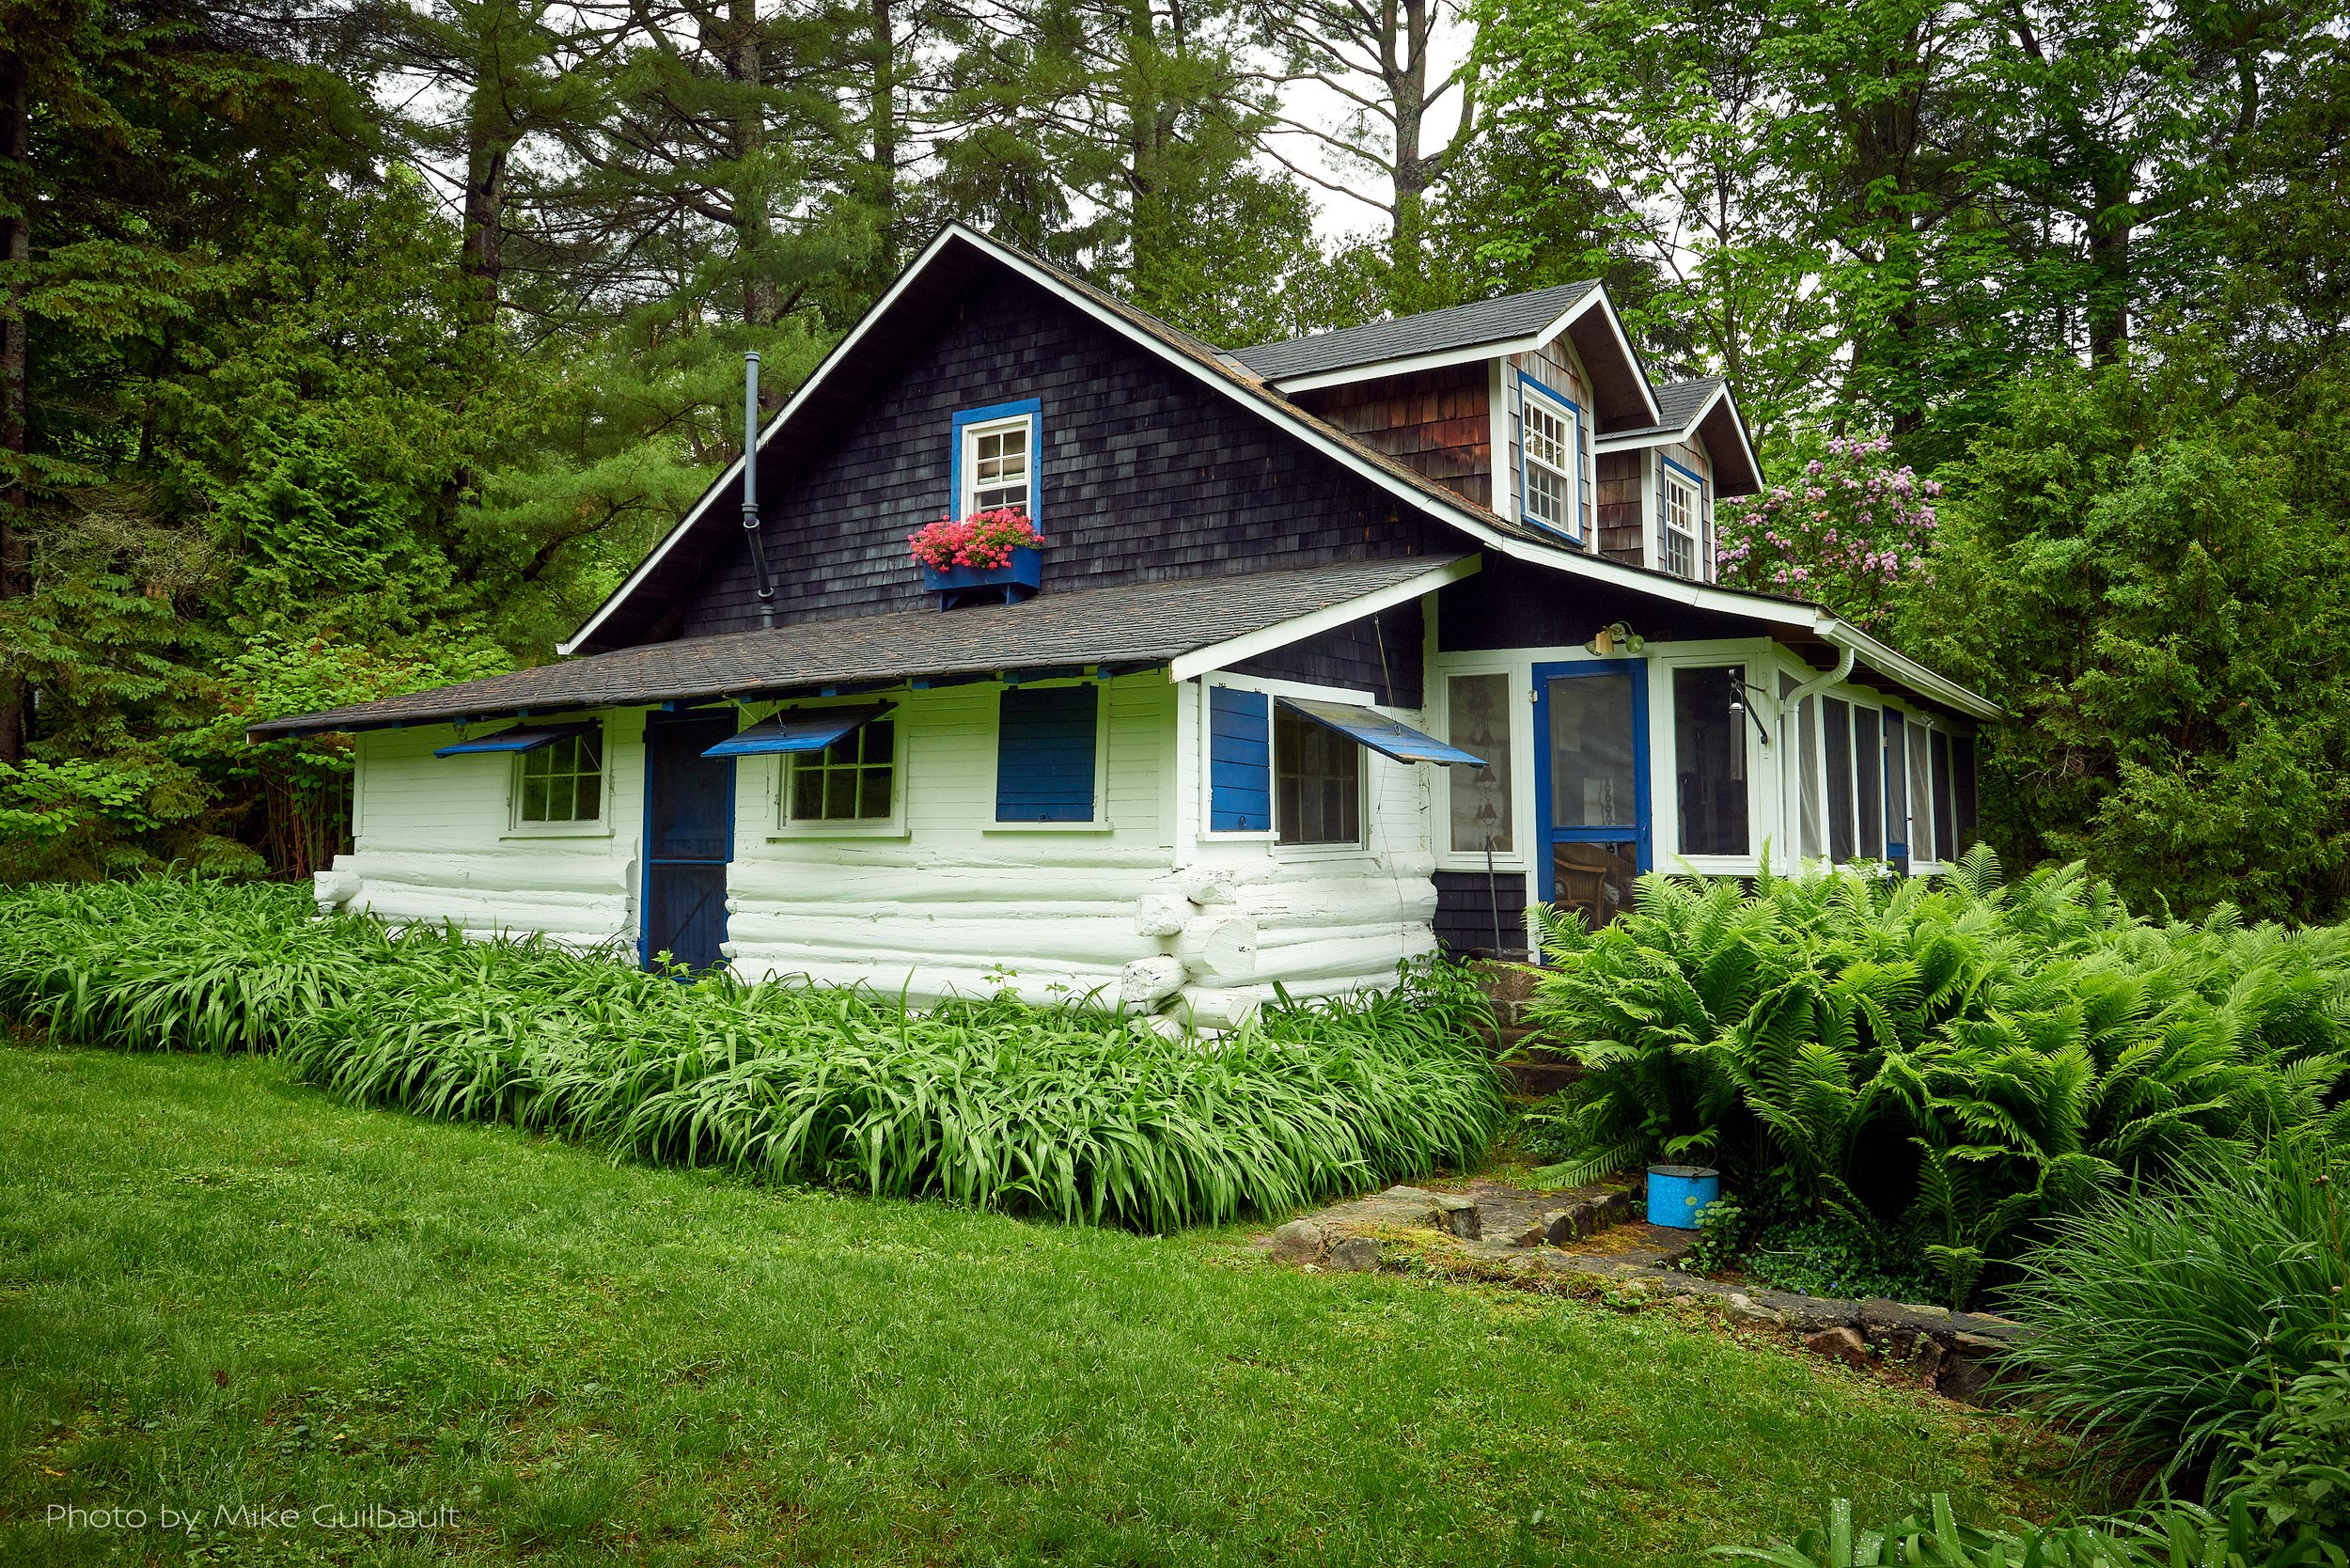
xmin=250 ymin=557 xmax=1465 ymax=738
xmin=1230 ymin=280 xmax=1600 ymax=383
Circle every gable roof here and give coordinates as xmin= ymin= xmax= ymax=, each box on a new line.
xmin=1593 ymin=375 xmax=1764 ymax=496
xmin=548 ymin=225 xmax=1989 ymax=719
xmin=250 ymin=558 xmax=1472 ymax=739
xmin=1231 ymin=280 xmax=1598 ymax=382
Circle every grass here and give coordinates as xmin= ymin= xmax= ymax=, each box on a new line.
xmin=0 ymin=1041 xmax=2084 ymax=1566
xmin=0 ymin=880 xmax=1504 ymax=1230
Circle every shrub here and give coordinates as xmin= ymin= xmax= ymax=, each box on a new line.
xmin=0 ymin=878 xmax=1506 ymax=1231
xmin=2003 ymin=1140 xmax=2350 ymax=1497
xmin=1712 ymin=1494 xmax=2345 ymax=1568
xmin=1736 ymin=1214 xmax=1941 ymax=1305
xmin=1524 ymin=852 xmax=2350 ymax=1308
xmin=2229 ymin=1354 xmax=2350 ymax=1545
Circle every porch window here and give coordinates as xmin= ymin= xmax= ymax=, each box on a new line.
xmin=1446 ymin=673 xmax=1513 ymax=854
xmin=1825 ymin=697 xmax=1856 ymax=862
xmin=1276 ymin=703 xmax=1360 ymax=845
xmin=951 ymin=399 xmax=1042 ymax=520
xmin=1779 ymin=674 xmax=1825 ymax=860
xmin=1661 ymin=465 xmax=1702 ymax=579
xmin=1672 ymin=666 xmax=1747 ymax=855
xmin=1907 ymin=721 xmax=1935 ymax=862
xmin=1520 ymin=384 xmax=1580 ymax=541
xmin=788 ymin=718 xmax=896 ymax=823
xmin=518 ymin=729 xmax=603 ymax=823
xmin=1951 ymin=734 xmax=1979 ymax=851
xmin=995 ymin=684 xmax=1098 ymax=823
xmin=1884 ymin=712 xmax=1910 ymax=858
xmin=1853 ymin=702 xmax=1884 ymax=859
xmin=1931 ymin=729 xmax=1956 ymax=862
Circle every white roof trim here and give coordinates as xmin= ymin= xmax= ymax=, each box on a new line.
xmin=1823 ymin=623 xmax=2004 ymax=721
xmin=1167 ymin=557 xmax=1480 ymax=683
xmin=563 ymin=225 xmax=1989 ymax=720
xmin=1266 ymin=287 xmax=1664 ymax=426
xmin=1592 ymin=382 xmax=1731 ymax=449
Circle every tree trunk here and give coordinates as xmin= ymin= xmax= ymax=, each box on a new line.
xmin=1386 ymin=0 xmax=1427 ymax=288
xmin=868 ymin=0 xmax=898 ymax=264
xmin=2086 ymin=184 xmax=2131 ymax=365
xmin=459 ymin=134 xmax=509 ymax=333
xmin=729 ymin=0 xmax=776 ymax=327
xmin=0 ymin=46 xmax=31 ymax=768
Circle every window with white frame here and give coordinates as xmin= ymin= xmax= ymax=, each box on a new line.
xmin=1661 ymin=465 xmax=1702 ymax=579
xmin=787 ymin=719 xmax=896 ymax=823
xmin=961 ymin=416 xmax=1032 ymax=517
xmin=1275 ymin=704 xmax=1360 ymax=846
xmin=1520 ymin=388 xmax=1578 ymax=538
xmin=516 ymin=730 xmax=603 ymax=824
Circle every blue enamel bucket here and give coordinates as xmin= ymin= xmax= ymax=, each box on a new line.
xmin=1646 ymin=1165 xmax=1721 ymax=1230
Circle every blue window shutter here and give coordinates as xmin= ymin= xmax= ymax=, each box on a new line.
xmin=995 ymin=685 xmax=1099 ymax=822
xmin=1207 ymin=687 xmax=1271 ymax=832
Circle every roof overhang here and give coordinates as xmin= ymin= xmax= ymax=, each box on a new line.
xmin=1167 ymin=557 xmax=1477 ymax=682
xmin=1262 ymin=285 xmax=1663 ymax=431
xmin=1593 ymin=381 xmax=1765 ymax=497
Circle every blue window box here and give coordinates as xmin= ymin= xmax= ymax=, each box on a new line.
xmin=921 ymin=544 xmax=1042 ymax=609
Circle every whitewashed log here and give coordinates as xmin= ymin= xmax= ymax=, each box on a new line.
xmin=1165 ymin=984 xmax=1272 ymax=1029
xmin=1175 ymin=914 xmax=1259 ymax=982
xmin=1175 ymin=865 xmax=1238 ymax=905
xmin=313 ymin=868 xmax=360 ymax=912
xmin=1134 ymin=894 xmax=1190 ymax=936
xmin=1119 ymin=955 xmax=1186 ymax=1008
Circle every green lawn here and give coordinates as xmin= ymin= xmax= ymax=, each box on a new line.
xmin=0 ymin=1043 xmax=2074 ymax=1566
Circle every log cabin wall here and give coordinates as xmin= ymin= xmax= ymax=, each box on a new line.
xmin=1595 ymin=449 xmax=1644 ymax=567
xmin=1288 ymin=364 xmax=1492 ymax=508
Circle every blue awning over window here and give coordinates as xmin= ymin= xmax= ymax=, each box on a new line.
xmin=433 ymin=722 xmax=596 ymax=758
xmin=701 ymin=702 xmax=894 ymax=758
xmin=1276 ymin=697 xmax=1485 ymax=766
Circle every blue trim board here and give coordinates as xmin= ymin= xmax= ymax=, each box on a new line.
xmin=1275 ymin=697 xmax=1484 ymax=766
xmin=995 ymin=684 xmax=1099 ymax=822
xmin=948 ymin=397 xmax=1044 ymax=527
xmin=703 ymin=702 xmax=893 ymax=757
xmin=1529 ymin=660 xmax=1652 ymax=906
xmin=1207 ymin=686 xmax=1272 ymax=833
xmin=1514 ymin=370 xmax=1586 ymax=546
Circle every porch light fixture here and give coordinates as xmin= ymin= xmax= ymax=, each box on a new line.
xmin=1584 ymin=621 xmax=1644 ymax=656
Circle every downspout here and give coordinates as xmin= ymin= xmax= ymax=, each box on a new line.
xmin=1778 ymin=642 xmax=1856 ymax=718
xmin=742 ymin=352 xmax=777 ymax=629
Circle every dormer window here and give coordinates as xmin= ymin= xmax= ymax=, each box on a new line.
xmin=1518 ymin=379 xmax=1581 ymax=541
xmin=1661 ymin=462 xmax=1703 ymax=579
xmin=951 ymin=399 xmax=1042 ymax=520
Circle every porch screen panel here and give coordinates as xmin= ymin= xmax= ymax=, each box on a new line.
xmin=996 ymin=685 xmax=1098 ymax=823
xmin=1908 ymin=723 xmax=1935 ymax=861
xmin=1951 ymin=735 xmax=1980 ymax=851
xmin=1207 ymin=686 xmax=1272 ymax=832
xmin=1931 ymin=729 xmax=1956 ymax=861
xmin=1798 ymin=695 xmax=1824 ymax=860
xmin=1447 ymin=674 xmax=1514 ymax=854
xmin=1824 ymin=697 xmax=1856 ymax=862
xmin=1672 ymin=666 xmax=1747 ymax=855
xmin=1883 ymin=712 xmax=1909 ymax=857
xmin=1855 ymin=707 xmax=1884 ymax=859
xmin=1546 ymin=672 xmax=1637 ymax=827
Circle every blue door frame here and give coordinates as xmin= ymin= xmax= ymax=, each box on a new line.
xmin=1530 ymin=659 xmax=1653 ymax=907
xmin=638 ymin=709 xmax=738 ymax=973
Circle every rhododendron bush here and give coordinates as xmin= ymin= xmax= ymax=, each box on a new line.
xmin=907 ymin=510 xmax=1042 ymax=572
xmin=1714 ymin=436 xmax=1939 ymax=627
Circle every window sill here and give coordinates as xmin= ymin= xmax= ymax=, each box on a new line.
xmin=982 ymin=820 xmax=1114 ymax=835
xmin=1273 ymin=841 xmax=1372 ymax=863
xmin=765 ymin=823 xmax=909 ymax=840
xmin=1437 ymin=853 xmax=1529 ymax=873
xmin=1200 ymin=829 xmax=1277 ymax=843
xmin=501 ymin=823 xmax=615 ymax=841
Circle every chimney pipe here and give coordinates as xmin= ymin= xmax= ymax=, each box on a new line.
xmin=742 ymin=351 xmax=777 ymax=628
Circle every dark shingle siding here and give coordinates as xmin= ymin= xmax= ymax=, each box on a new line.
xmin=1433 ymin=870 xmax=1528 ymax=957
xmin=1231 ymin=601 xmax=1424 ymax=710
xmin=1232 ymin=281 xmax=1598 ymax=383
xmin=680 ymin=274 xmax=1440 ymax=638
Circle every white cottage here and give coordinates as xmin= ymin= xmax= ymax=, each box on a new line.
xmin=258 ymin=227 xmax=1998 ymax=1023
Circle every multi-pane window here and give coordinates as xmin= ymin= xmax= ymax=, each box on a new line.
xmin=1447 ymin=673 xmax=1513 ymax=854
xmin=517 ymin=730 xmax=602 ymax=823
xmin=1521 ymin=393 xmax=1576 ymax=537
xmin=964 ymin=417 xmax=1031 ymax=516
xmin=789 ymin=719 xmax=895 ymax=823
xmin=1661 ymin=468 xmax=1701 ymax=579
xmin=1276 ymin=705 xmax=1360 ymax=845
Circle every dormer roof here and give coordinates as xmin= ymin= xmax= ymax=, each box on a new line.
xmin=1232 ymin=280 xmax=1599 ymax=383
xmin=1593 ymin=375 xmax=1763 ymax=497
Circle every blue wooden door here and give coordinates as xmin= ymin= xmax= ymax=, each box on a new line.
xmin=641 ymin=711 xmax=737 ymax=973
xmin=1532 ymin=660 xmax=1651 ymax=931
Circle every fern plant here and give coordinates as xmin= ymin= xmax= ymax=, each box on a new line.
xmin=1524 ymin=849 xmax=2350 ymax=1308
